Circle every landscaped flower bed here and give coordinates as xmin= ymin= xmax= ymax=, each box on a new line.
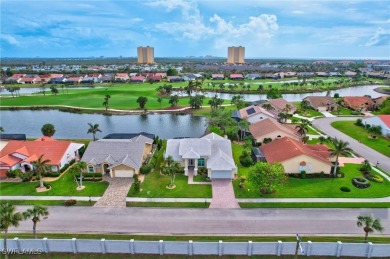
xmin=352 ymin=177 xmax=370 ymax=189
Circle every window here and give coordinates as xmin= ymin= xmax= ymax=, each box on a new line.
xmin=198 ymin=158 xmax=205 ymax=167
xmin=308 ymin=164 xmax=313 ymax=172
xmin=88 ymin=166 xmax=94 ymax=173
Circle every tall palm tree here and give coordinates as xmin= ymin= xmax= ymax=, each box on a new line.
xmin=238 ymin=120 xmax=250 ymax=141
xmin=76 ymin=161 xmax=87 ymax=187
xmin=22 ymin=206 xmax=49 ymax=239
xmin=329 ymin=138 xmax=353 ymax=176
xmin=31 ymin=154 xmax=51 ymax=189
xmin=357 ymin=215 xmax=384 ymax=242
xmin=261 ymin=103 xmax=273 ymax=110
xmin=87 ymin=123 xmax=102 ymax=141
xmin=102 ymin=94 xmax=111 ymax=111
xmin=0 ymin=203 xmax=23 ymax=259
xmin=295 ymin=119 xmax=309 ymax=137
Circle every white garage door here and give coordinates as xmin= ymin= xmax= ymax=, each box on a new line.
xmin=211 ymin=170 xmax=231 ymax=179
xmin=114 ymin=169 xmax=134 ymax=177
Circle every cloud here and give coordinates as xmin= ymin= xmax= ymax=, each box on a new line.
xmin=0 ymin=34 xmax=20 ymax=46
xmin=366 ymin=27 xmax=390 ymax=46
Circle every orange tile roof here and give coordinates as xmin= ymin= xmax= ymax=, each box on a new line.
xmin=267 ymin=98 xmax=297 ymax=112
xmin=249 ymin=119 xmax=300 ymax=140
xmin=0 ymin=138 xmax=72 ymax=167
xmin=378 ymin=115 xmax=390 ymax=128
xmin=342 ymin=96 xmax=374 ymax=108
xmin=260 ymin=137 xmax=331 ymax=164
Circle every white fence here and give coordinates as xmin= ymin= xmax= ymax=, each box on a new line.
xmin=1 ymin=238 xmax=389 ymax=257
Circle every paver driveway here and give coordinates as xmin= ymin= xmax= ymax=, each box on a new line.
xmin=209 ymin=179 xmax=239 ymax=209
xmin=94 ymin=176 xmax=133 ymax=207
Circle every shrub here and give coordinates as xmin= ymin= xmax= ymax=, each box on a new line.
xmin=42 ymin=171 xmax=61 ymax=177
xmin=300 ymin=171 xmax=306 ymax=179
xmin=64 ymin=199 xmax=77 ymax=206
xmin=198 ymin=167 xmax=208 ymax=175
xmin=6 ymin=169 xmax=19 ymax=178
xmin=60 ymin=164 xmax=70 ymax=173
xmin=355 ymin=118 xmax=363 ymax=126
xmin=239 ymin=150 xmax=254 ymax=167
xmin=226 ymin=129 xmax=238 ymax=141
xmin=340 ymin=186 xmax=351 ymax=192
xmin=140 ymin=164 xmax=153 ymax=174
xmin=74 ymin=173 xmax=102 ymax=178
xmin=35 ymin=183 xmax=51 ymax=189
xmin=133 ymin=180 xmax=140 ymax=193
xmin=263 ymin=138 xmax=272 ymax=144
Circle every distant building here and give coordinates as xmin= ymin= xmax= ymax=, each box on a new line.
xmin=227 ymin=46 xmax=245 ymax=64
xmin=137 ymin=46 xmax=154 ymax=64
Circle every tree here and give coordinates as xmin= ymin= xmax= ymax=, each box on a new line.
xmin=6 ymin=87 xmax=16 ymax=98
xmin=208 ymin=109 xmax=236 ymax=135
xmin=50 ymin=86 xmax=59 ymax=95
xmin=357 ymin=215 xmax=384 ymax=242
xmin=166 ymin=68 xmax=178 ymax=76
xmin=231 ymin=95 xmax=245 ymax=109
xmin=189 ymin=95 xmax=204 ymax=109
xmin=162 ymin=156 xmax=181 ymax=188
xmin=87 ymin=123 xmax=102 ymax=141
xmin=318 ymin=136 xmax=327 ymax=144
xmin=22 ymin=206 xmax=49 ymax=239
xmin=157 ymin=97 xmax=163 ymax=109
xmin=368 ymin=125 xmax=382 ymax=139
xmin=31 ymin=154 xmax=51 ymax=189
xmin=169 ymin=95 xmax=179 ymax=107
xmin=41 ymin=123 xmax=55 ymax=137
xmin=102 ymin=94 xmax=111 ymax=111
xmin=300 ymin=100 xmax=310 ymax=113
xmin=278 ymin=112 xmax=289 ymax=123
xmin=208 ymin=94 xmax=224 ymax=110
xmin=238 ymin=119 xmax=250 ymax=141
xmin=266 ymin=88 xmax=282 ymax=99
xmin=0 ymin=203 xmax=23 ymax=259
xmin=329 ymin=138 xmax=353 ymax=176
xmin=261 ymin=103 xmax=273 ymax=110
xmin=248 ymin=162 xmax=287 ymax=194
xmin=136 ymin=96 xmax=148 ymax=109
xmin=75 ymin=161 xmax=87 ymax=188
xmin=0 ymin=126 xmax=4 ymax=133
xmin=295 ymin=119 xmax=309 ymax=137
xmin=40 ymin=84 xmax=46 ymax=96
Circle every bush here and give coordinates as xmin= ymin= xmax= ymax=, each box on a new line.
xmin=239 ymin=151 xmax=254 ymax=167
xmin=352 ymin=177 xmax=370 ymax=189
xmin=133 ymin=180 xmax=140 ymax=193
xmin=226 ymin=129 xmax=238 ymax=141
xmin=6 ymin=169 xmax=20 ymax=178
xmin=42 ymin=171 xmax=61 ymax=177
xmin=35 ymin=183 xmax=51 ymax=189
xmin=355 ymin=118 xmax=363 ymax=126
xmin=263 ymin=138 xmax=272 ymax=144
xmin=197 ymin=167 xmax=208 ymax=175
xmin=340 ymin=186 xmax=351 ymax=192
xmin=64 ymin=199 xmax=77 ymax=206
xmin=365 ymin=174 xmax=384 ymax=183
xmin=74 ymin=173 xmax=102 ymax=178
xmin=60 ymin=164 xmax=70 ymax=173
xmin=300 ymin=171 xmax=306 ymax=179
xmin=140 ymin=164 xmax=153 ymax=174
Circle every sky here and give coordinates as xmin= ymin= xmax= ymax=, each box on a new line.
xmin=0 ymin=0 xmax=389 ymax=59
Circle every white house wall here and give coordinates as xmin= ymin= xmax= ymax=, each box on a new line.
xmin=362 ymin=117 xmax=390 ymax=136
xmin=59 ymin=143 xmax=84 ymax=168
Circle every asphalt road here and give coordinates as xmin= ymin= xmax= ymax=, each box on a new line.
xmin=312 ymin=117 xmax=390 ymax=173
xmin=10 ymin=207 xmax=390 ymax=236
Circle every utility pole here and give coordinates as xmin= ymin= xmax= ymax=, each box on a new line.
xmin=294 ymin=234 xmax=304 ymax=259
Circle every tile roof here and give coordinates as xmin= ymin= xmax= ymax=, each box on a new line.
xmin=238 ymin=105 xmax=277 ymax=119
xmin=260 ymin=137 xmax=331 ymax=164
xmin=267 ymin=98 xmax=296 ymax=112
xmin=378 ymin=115 xmax=390 ymax=128
xmin=0 ymin=138 xmax=77 ymax=167
xmin=303 ymin=96 xmax=335 ymax=108
xmin=249 ymin=118 xmax=300 ymax=140
xmin=342 ymin=96 xmax=375 ymax=108
xmin=230 ymin=74 xmax=244 ymax=78
xmin=81 ymin=135 xmax=153 ymax=169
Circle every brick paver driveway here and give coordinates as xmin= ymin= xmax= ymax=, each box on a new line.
xmin=209 ymin=179 xmax=239 ymax=209
xmin=94 ymin=176 xmax=133 ymax=207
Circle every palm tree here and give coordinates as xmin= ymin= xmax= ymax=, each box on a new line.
xmin=75 ymin=161 xmax=87 ymax=187
xmin=136 ymin=96 xmax=148 ymax=109
xmin=87 ymin=123 xmax=102 ymax=141
xmin=102 ymin=94 xmax=111 ymax=111
xmin=261 ymin=103 xmax=273 ymax=110
xmin=238 ymin=120 xmax=250 ymax=141
xmin=162 ymin=156 xmax=181 ymax=188
xmin=22 ymin=206 xmax=49 ymax=239
xmin=318 ymin=136 xmax=327 ymax=144
xmin=0 ymin=203 xmax=23 ymax=259
xmin=295 ymin=119 xmax=309 ymax=137
xmin=31 ymin=154 xmax=51 ymax=189
xmin=329 ymin=138 xmax=353 ymax=176
xmin=41 ymin=123 xmax=55 ymax=137
xmin=357 ymin=215 xmax=384 ymax=242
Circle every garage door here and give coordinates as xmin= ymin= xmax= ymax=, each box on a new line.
xmin=211 ymin=170 xmax=231 ymax=179
xmin=114 ymin=169 xmax=134 ymax=177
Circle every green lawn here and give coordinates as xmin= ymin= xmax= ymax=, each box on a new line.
xmin=232 ymin=143 xmax=390 ymax=198
xmin=0 ymin=200 xmax=95 ymax=206
xmin=0 ymin=172 xmax=109 ymax=196
xmin=193 ymin=175 xmax=211 ymax=182
xmin=126 ymin=202 xmax=210 ymax=208
xmin=330 ymin=106 xmax=356 ymax=116
xmin=294 ymin=102 xmax=324 ymax=118
xmin=332 ymin=121 xmax=390 ymax=157
xmin=239 ymin=202 xmax=390 ymax=208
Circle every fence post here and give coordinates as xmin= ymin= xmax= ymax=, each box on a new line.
xmin=188 ymin=240 xmax=193 ymax=256
xmin=42 ymin=237 xmax=48 ymax=253
xmin=100 ymin=238 xmax=106 ymax=254
xmin=14 ymin=238 xmax=20 ymax=252
xmin=306 ymin=241 xmax=312 ymax=257
xmin=218 ymin=240 xmax=223 ymax=256
xmin=159 ymin=240 xmax=164 ymax=255
xmin=336 ymin=241 xmax=342 ymax=257
xmin=366 ymin=242 xmax=373 ymax=258
xmin=71 ymin=238 xmax=77 ymax=254
xmin=276 ymin=240 xmax=283 ymax=256
xmin=129 ymin=239 xmax=135 ymax=254
xmin=247 ymin=241 xmax=253 ymax=256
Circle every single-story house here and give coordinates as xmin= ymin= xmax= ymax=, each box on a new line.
xmin=50 ymin=77 xmax=67 ymax=84
xmin=81 ymin=76 xmax=101 ymax=84
xmin=329 ymin=72 xmax=342 ymax=77
xmin=249 ymin=118 xmax=300 ymax=144
xmin=234 ymin=105 xmax=277 ymax=124
xmin=342 ymin=96 xmax=375 ymax=111
xmin=66 ymin=77 xmax=82 ymax=84
xmin=266 ymin=98 xmax=297 ymax=114
xmin=245 ymin=73 xmax=262 ymax=80
xmin=114 ymin=73 xmax=130 ymax=82
xmin=9 ymin=74 xmax=26 ymax=80
xmin=165 ymin=133 xmax=237 ymax=179
xmin=303 ymin=96 xmax=337 ymax=111
xmin=259 ymin=137 xmax=332 ymax=174
xmin=167 ymin=76 xmax=184 ymax=82
xmin=230 ymin=74 xmax=244 ymax=80
xmin=362 ymin=115 xmax=390 ymax=137
xmin=155 ymin=72 xmax=167 ymax=78
xmin=18 ymin=77 xmax=39 ymax=84
xmin=38 ymin=74 xmax=52 ymax=83
xmin=211 ymin=74 xmax=224 ymax=80
xmin=344 ymin=71 xmax=357 ymax=77
xmin=263 ymin=73 xmax=280 ymax=80
xmin=0 ymin=137 xmax=83 ymax=179
xmin=182 ymin=75 xmax=197 ymax=81
xmin=372 ymin=96 xmax=388 ymax=107
xmin=81 ymin=134 xmax=154 ymax=178
xmin=147 ymin=75 xmax=162 ymax=82
xmin=131 ymin=75 xmax=146 ymax=83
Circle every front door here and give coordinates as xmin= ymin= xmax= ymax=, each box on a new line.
xmin=103 ymin=164 xmax=110 ymax=175
xmin=188 ymin=159 xmax=194 ymax=169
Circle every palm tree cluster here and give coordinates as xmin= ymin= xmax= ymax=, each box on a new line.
xmin=189 ymin=95 xmax=204 ymax=109
xmin=208 ymin=94 xmax=224 ymax=110
xmin=329 ymin=137 xmax=353 ymax=176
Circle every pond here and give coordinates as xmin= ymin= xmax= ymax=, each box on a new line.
xmin=0 ymin=110 xmax=207 ymax=139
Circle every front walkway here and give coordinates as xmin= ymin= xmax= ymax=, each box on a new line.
xmin=187 ymin=169 xmax=211 ymax=185
xmin=320 ymin=111 xmax=336 ymax=117
xmin=94 ymin=175 xmax=133 ymax=207
xmin=209 ymin=179 xmax=239 ymax=209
